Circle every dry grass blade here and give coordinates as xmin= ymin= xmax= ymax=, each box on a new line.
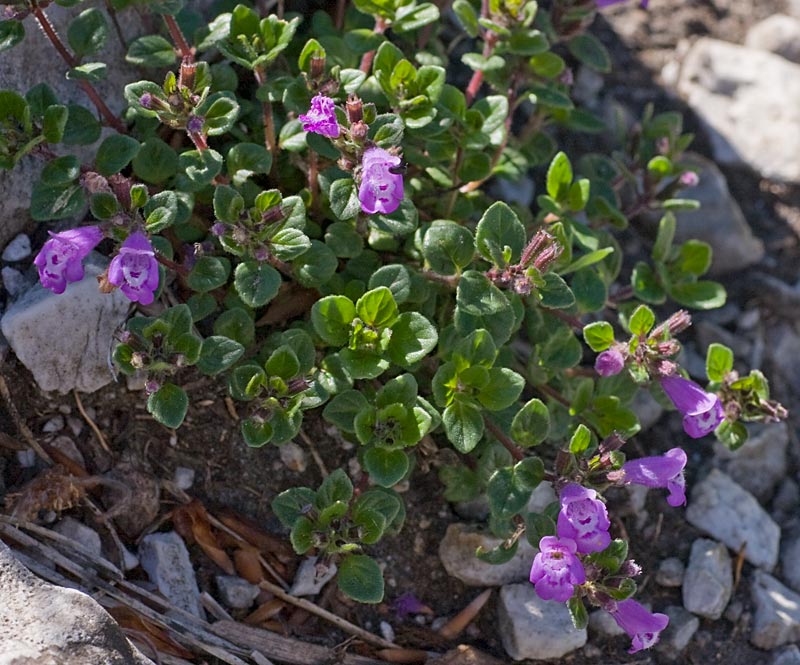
xmin=108 ymin=605 xmax=196 ymax=659
xmin=234 ymin=546 xmax=265 ymax=584
xmin=437 ymin=589 xmax=492 ymax=640
xmin=173 ymin=499 xmax=236 ymax=575
xmin=73 ymin=388 xmax=111 ymax=453
xmin=244 ymin=598 xmax=286 ymax=626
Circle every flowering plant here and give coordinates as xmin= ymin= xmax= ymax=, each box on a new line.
xmin=0 ymin=0 xmax=787 ymax=656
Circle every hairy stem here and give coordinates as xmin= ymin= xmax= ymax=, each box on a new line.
xmin=253 ymin=66 xmax=277 ymax=171
xmin=358 ymin=17 xmax=388 ymax=74
xmin=163 ymin=14 xmax=193 ymax=62
xmin=484 ymin=416 xmax=525 ymax=462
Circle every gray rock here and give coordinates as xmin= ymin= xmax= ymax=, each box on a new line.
xmin=745 ymin=15 xmax=800 ymax=64
xmin=588 ymin=609 xmax=624 ymax=637
xmin=215 ymin=575 xmax=260 ymax=610
xmin=672 ymin=154 xmax=765 ymax=276
xmin=49 ymin=436 xmax=85 ymax=468
xmin=2 ymin=233 xmax=31 ymax=261
xmin=772 ymin=645 xmax=800 ymax=665
xmin=677 ymin=39 xmax=800 ymax=183
xmin=682 ymin=538 xmax=732 ymax=620
xmin=139 ymin=532 xmax=204 ymax=619
xmin=0 ymin=540 xmax=153 ymax=664
xmin=42 ymin=415 xmax=65 ymax=433
xmin=695 ymin=320 xmax=752 ymax=362
xmin=454 ymin=495 xmax=490 ymax=521
xmin=656 ymin=557 xmax=685 ymax=588
xmin=2 ymin=266 xmax=30 ymax=298
xmin=655 ymin=606 xmax=699 ymax=657
xmin=1 ymin=253 xmax=130 ymax=394
xmin=53 ymin=517 xmax=103 ymax=558
xmin=780 ymin=529 xmax=800 ymax=593
xmin=172 ymin=467 xmax=195 ymax=491
xmin=278 ymin=441 xmax=307 ymax=472
xmin=289 ymin=556 xmax=337 ymax=597
xmin=16 ymin=448 xmax=37 ymax=468
xmin=767 ymin=323 xmax=800 ymax=396
xmin=750 ymin=571 xmax=800 ymax=649
xmin=497 ymin=583 xmax=587 ymax=660
xmin=631 ymin=389 xmax=664 ymax=432
xmin=686 ymin=469 xmax=780 ymax=571
xmin=713 ymin=421 xmax=789 ymax=502
xmin=772 ymin=479 xmax=800 ymax=525
xmin=439 ymin=523 xmax=537 ymax=587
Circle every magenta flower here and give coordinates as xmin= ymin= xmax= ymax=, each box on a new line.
xmin=34 ymin=226 xmax=104 ymax=294
xmin=596 ymin=0 xmax=648 ymax=7
xmin=298 ymin=94 xmax=339 ymax=138
xmin=595 ymin=348 xmax=625 ymax=377
xmin=612 ymin=447 xmax=688 ymax=507
xmin=358 ymin=147 xmax=404 ymax=215
xmin=529 ymin=536 xmax=585 ymax=602
xmin=108 ymin=231 xmax=159 ymax=305
xmin=607 ymin=599 xmax=669 ymax=653
xmin=556 ymin=483 xmax=611 ymax=554
xmin=660 ymin=375 xmax=724 ymax=439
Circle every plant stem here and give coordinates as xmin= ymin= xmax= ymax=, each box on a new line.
xmin=32 ymin=6 xmax=126 ymax=134
xmin=308 ymin=149 xmax=320 ymax=219
xmin=359 ymin=17 xmax=387 ymax=74
xmin=155 ymin=253 xmax=188 ymax=276
xmin=465 ymin=0 xmax=497 ymax=106
xmin=163 ymin=14 xmax=193 ymax=62
xmin=543 ymin=307 xmax=584 ymax=331
xmin=484 ymin=416 xmax=524 ymax=462
xmin=253 ymin=66 xmax=277 ymax=172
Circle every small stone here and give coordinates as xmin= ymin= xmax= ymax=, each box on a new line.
xmin=289 ymin=556 xmax=337 ymax=597
xmin=656 ymin=606 xmax=699 ymax=657
xmin=724 ymin=600 xmax=744 ymax=623
xmin=439 ymin=523 xmax=537 ymax=587
xmin=215 ymin=575 xmax=260 ymax=609
xmin=695 ymin=320 xmax=752 ymax=361
xmin=493 ymin=177 xmax=535 ymax=209
xmin=121 ymin=545 xmax=140 ymax=571
xmin=686 ymin=469 xmax=780 ymax=571
xmin=750 ymin=571 xmax=800 ymax=649
xmin=771 ymin=645 xmax=800 ymax=665
xmin=66 ymin=416 xmax=84 ymax=437
xmin=139 ymin=531 xmax=204 ymax=618
xmin=53 ymin=517 xmax=102 ymax=557
xmin=780 ymin=529 xmax=800 ymax=593
xmin=745 ymin=15 xmax=800 ymax=64
xmin=379 ymin=620 xmax=395 ymax=643
xmin=173 ymin=467 xmax=195 ymax=491
xmin=42 ymin=415 xmax=65 ymax=433
xmin=16 ymin=448 xmax=36 ymax=468
xmin=631 ymin=389 xmax=664 ymax=432
xmin=436 ymin=644 xmax=506 ymax=665
xmin=2 ymin=266 xmax=29 ymax=298
xmin=772 ymin=479 xmax=800 ymax=525
xmin=48 ymin=436 xmax=85 ymax=468
xmin=656 ymin=557 xmax=685 ymax=588
xmin=278 ymin=441 xmax=307 ymax=472
xmin=2 ymin=234 xmax=32 ymax=262
xmin=588 ymin=609 xmax=625 ymax=637
xmin=497 ymin=583 xmax=587 ymax=660
xmin=527 ymin=481 xmax=557 ymax=513
xmin=682 ymin=539 xmax=732 ymax=620
xmin=454 ymin=495 xmax=490 ymax=521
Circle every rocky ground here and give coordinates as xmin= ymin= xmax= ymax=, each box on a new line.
xmin=1 ymin=1 xmax=800 ymax=664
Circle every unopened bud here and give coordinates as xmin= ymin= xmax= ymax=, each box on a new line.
xmin=288 ymin=377 xmax=310 ymax=394
xmin=512 ymin=275 xmax=533 ymax=296
xmin=679 ymin=171 xmax=699 ymax=188
xmin=186 ymin=114 xmax=204 ymax=134
xmin=232 ymin=227 xmax=248 ymax=245
xmin=81 ymin=171 xmax=111 ymax=195
xmin=118 ymin=330 xmax=133 ymax=344
xmin=108 ymin=174 xmax=133 ymax=211
xmin=346 ymin=94 xmax=363 ymax=124
xmin=520 ymin=229 xmax=554 ymax=267
xmin=349 ymin=120 xmax=368 ymax=143
xmin=211 ymin=222 xmax=226 ymax=237
xmin=532 ymin=242 xmax=564 ymax=272
xmin=179 ymin=57 xmax=196 ymax=90
xmin=654 ymin=340 xmax=681 ymax=356
xmin=338 ymin=156 xmax=356 ymax=171
xmin=599 ymin=432 xmax=626 ymax=455
xmin=145 ymin=379 xmax=161 ymax=395
xmin=253 ymin=246 xmax=269 ymax=262
xmin=618 ymin=559 xmax=643 ymax=578
xmin=666 ymin=309 xmax=692 ymax=335
xmin=139 ymin=93 xmax=154 ymax=109
xmin=261 ymin=205 xmax=284 ymax=224
xmin=310 ymin=54 xmax=326 ymax=80
xmin=131 ymin=352 xmax=146 ymax=369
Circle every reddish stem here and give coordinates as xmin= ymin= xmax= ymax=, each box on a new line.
xmin=155 ymin=253 xmax=188 ymax=276
xmin=359 ymin=17 xmax=387 ymax=74
xmin=483 ymin=417 xmax=524 ymax=462
xmin=163 ymin=14 xmax=193 ymax=62
xmin=308 ymin=149 xmax=320 ymax=219
xmin=253 ymin=67 xmax=277 ymax=170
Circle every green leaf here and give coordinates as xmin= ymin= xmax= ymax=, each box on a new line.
xmin=569 ymin=423 xmax=592 ymax=454
xmin=179 ymin=148 xmax=223 ymax=188
xmin=452 ymin=0 xmax=479 ymax=36
xmin=67 ymin=8 xmax=108 ymax=58
xmin=568 ymin=597 xmax=588 ymax=630
xmin=652 ymin=213 xmax=676 ymax=263
xmin=631 ymin=261 xmax=666 ymax=304
xmin=227 ymin=142 xmax=272 ymax=186
xmin=187 ymin=256 xmax=231 ymax=292
xmin=202 ymin=94 xmax=239 ymax=136
xmin=90 ymin=192 xmax=119 ymax=219
xmin=25 ymin=84 xmax=58 ymax=120
xmin=147 ymin=383 xmax=188 ymax=429
xmin=214 ymin=308 xmax=254 ymax=347
xmin=351 ymin=507 xmax=387 ymax=544
xmin=234 ymin=261 xmax=281 ymax=308
xmin=364 ymin=447 xmax=409 ymax=487
xmin=422 ymin=220 xmax=474 ymax=275
xmin=0 ymin=20 xmax=24 ymax=53
xmin=62 ymin=104 xmax=101 ymax=145
xmin=572 ymin=268 xmax=607 ymax=313
xmin=241 ymin=417 xmax=273 ymax=447
xmin=196 ymin=336 xmax=245 ymax=375
xmin=271 ymin=228 xmax=311 ymax=262
xmin=675 ymin=240 xmax=712 ymax=277
xmin=356 ymin=287 xmax=398 ymax=328
xmin=133 ymin=137 xmax=178 ymax=184
xmin=567 ymin=34 xmax=611 ymax=73
xmin=41 ymin=105 xmax=68 ymax=144
xmin=325 ymin=221 xmax=363 ymax=258
xmin=272 ymin=487 xmax=316 ymax=528
xmin=443 ymin=399 xmax=484 ymax=453
xmin=478 ymin=368 xmax=525 ymax=411
xmin=126 ymin=34 xmax=177 ymax=67
xmin=66 ymin=62 xmax=107 ymax=82
xmin=330 ymin=178 xmax=360 ymax=221
xmin=337 ymin=554 xmax=384 ymax=604
xmin=669 ymin=281 xmax=726 ymax=310
xmin=316 ymin=468 xmax=353 ymax=508
xmin=95 ymin=134 xmax=141 ymax=176
xmin=213 ymin=185 xmax=245 ymax=224
xmin=289 ymin=516 xmax=314 ymax=553
xmin=455 ymin=271 xmax=515 ymax=346
xmin=323 ymin=391 xmax=369 ymax=432
xmin=393 ymin=2 xmax=440 ymax=33
xmin=30 ymin=180 xmax=85 ymax=221
xmin=511 ymin=399 xmax=550 ymax=447
xmin=583 ymin=321 xmax=615 ymax=352
xmin=706 ymin=343 xmax=734 ymax=382
xmin=292 ymin=240 xmax=337 ymax=288
xmin=312 ymin=295 xmax=356 ymax=346
xmin=715 ymin=419 xmax=748 ymax=451
xmin=546 ymin=151 xmax=573 ymax=201
xmin=475 ymin=201 xmax=526 ymax=266
xmin=487 ymin=467 xmax=529 ymax=519
xmin=452 ymin=328 xmax=497 ymax=369
xmin=387 ymin=312 xmax=438 ymax=368
xmin=265 ymin=345 xmax=300 ymax=380
xmin=628 ymin=304 xmax=655 ymax=336
xmin=476 ymin=540 xmax=519 ymax=564
xmin=561 ymin=247 xmax=614 ymax=275
xmin=514 ymin=457 xmax=544 ymax=490
xmin=539 ymin=272 xmax=575 ymax=309
xmin=369 ymin=264 xmax=410 ymax=304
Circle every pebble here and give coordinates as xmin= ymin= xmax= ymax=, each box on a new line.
xmin=139 ymin=531 xmax=205 ymax=618
xmin=772 ymin=479 xmax=800 ymax=525
xmin=695 ymin=320 xmax=752 ymax=361
xmin=750 ymin=571 xmax=800 ymax=649
xmin=745 ymin=14 xmax=800 ymax=64
xmin=686 ymin=469 xmax=780 ymax=571
xmin=588 ymin=609 xmax=624 ymax=637
xmin=2 ymin=266 xmax=28 ymax=298
xmin=772 ymin=645 xmax=800 ymax=665
xmin=631 ymin=389 xmax=664 ymax=432
xmin=655 ymin=606 xmax=699 ymax=657
xmin=16 ymin=448 xmax=36 ymax=468
xmin=53 ymin=517 xmax=103 ymax=558
xmin=215 ymin=575 xmax=260 ymax=610
xmin=288 ymin=556 xmax=337 ymax=597
xmin=780 ymin=529 xmax=800 ymax=593
xmin=656 ymin=557 xmax=685 ymax=588
xmin=439 ymin=523 xmax=537 ymax=587
xmin=66 ymin=416 xmax=84 ymax=437
xmin=41 ymin=415 xmax=65 ymax=434
xmin=682 ymin=538 xmax=732 ymax=620
xmin=173 ymin=467 xmax=195 ymax=491
xmin=379 ymin=620 xmax=395 ymax=643
xmin=278 ymin=441 xmax=307 ymax=472
xmin=1 ymin=234 xmax=31 ymax=262
xmin=497 ymin=583 xmax=587 ymax=660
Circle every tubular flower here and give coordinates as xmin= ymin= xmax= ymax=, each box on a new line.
xmin=556 ymin=483 xmax=612 ymax=554
xmin=595 ymin=348 xmax=625 ymax=377
xmin=358 ymin=146 xmax=404 ymax=215
xmin=660 ymin=375 xmax=724 ymax=439
xmin=610 ymin=447 xmax=688 ymax=507
xmin=34 ymin=226 xmax=104 ymax=294
xmin=298 ymin=94 xmax=339 ymax=138
xmin=529 ymin=536 xmax=586 ymax=602
xmin=607 ymin=599 xmax=669 ymax=653
xmin=108 ymin=231 xmax=159 ymax=305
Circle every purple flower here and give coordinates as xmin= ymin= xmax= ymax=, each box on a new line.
xmin=392 ymin=592 xmax=431 ymax=619
xmin=33 ymin=226 xmax=104 ymax=294
xmin=595 ymin=348 xmax=625 ymax=377
xmin=139 ymin=93 xmax=154 ymax=109
xmin=556 ymin=483 xmax=611 ymax=554
xmin=186 ymin=114 xmax=204 ymax=134
xmin=298 ymin=94 xmax=339 ymax=138
xmin=358 ymin=147 xmax=404 ymax=215
xmin=596 ymin=0 xmax=648 ymax=7
xmin=614 ymin=447 xmax=688 ymax=507
xmin=607 ymin=599 xmax=669 ymax=653
xmin=108 ymin=231 xmax=159 ymax=305
xmin=529 ymin=536 xmax=585 ymax=602
xmin=660 ymin=375 xmax=724 ymax=439
xmin=679 ymin=171 xmax=699 ymax=188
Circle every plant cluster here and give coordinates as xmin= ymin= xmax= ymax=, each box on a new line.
xmin=0 ymin=0 xmax=787 ymax=653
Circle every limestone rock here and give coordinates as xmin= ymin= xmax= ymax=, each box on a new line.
xmin=139 ymin=532 xmax=204 ymax=619
xmin=288 ymin=556 xmax=337 ymax=597
xmin=655 ymin=606 xmax=699 ymax=658
xmin=750 ymin=571 xmax=800 ymax=649
xmin=745 ymin=14 xmax=800 ymax=64
xmin=682 ymin=538 xmax=732 ymax=620
xmin=771 ymin=646 xmax=800 ymax=665
xmin=780 ymin=528 xmax=800 ymax=593
xmin=215 ymin=575 xmax=260 ymax=610
xmin=656 ymin=557 xmax=686 ymax=588
xmin=2 ymin=233 xmax=31 ymax=261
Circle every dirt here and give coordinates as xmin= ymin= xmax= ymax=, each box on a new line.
xmin=1 ymin=1 xmax=799 ymax=664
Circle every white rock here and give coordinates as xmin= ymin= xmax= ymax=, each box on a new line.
xmin=42 ymin=415 xmax=65 ymax=433
xmin=439 ymin=523 xmax=537 ymax=587
xmin=379 ymin=620 xmax=396 ymax=644
xmin=53 ymin=517 xmax=102 ymax=558
xmin=2 ymin=234 xmax=31 ymax=261
xmin=16 ymin=448 xmax=36 ymax=468
xmin=497 ymin=583 xmax=587 ymax=661
xmin=677 ymin=38 xmax=800 ymax=183
xmin=631 ymin=389 xmax=664 ymax=432
xmin=49 ymin=436 xmax=86 ymax=468
xmin=0 ymin=540 xmax=153 ymax=664
xmin=527 ymin=481 xmax=557 ymax=513
xmin=173 ymin=467 xmax=195 ymax=491
xmin=682 ymin=538 xmax=732 ymax=620
xmin=289 ymin=556 xmax=337 ymax=597
xmin=713 ymin=422 xmax=788 ymax=502
xmin=215 ymin=575 xmax=260 ymax=610
xmin=745 ymin=15 xmax=800 ymax=64
xmin=2 ymin=266 xmax=29 ymax=298
xmin=1 ymin=253 xmax=131 ymax=394
xmin=656 ymin=557 xmax=685 ymax=588
xmin=686 ymin=469 xmax=780 ymax=571
xmin=588 ymin=609 xmax=624 ymax=637
xmin=278 ymin=441 xmax=307 ymax=472
xmin=750 ymin=571 xmax=800 ymax=649
xmin=139 ymin=532 xmax=204 ymax=618
xmin=656 ymin=606 xmax=699 ymax=657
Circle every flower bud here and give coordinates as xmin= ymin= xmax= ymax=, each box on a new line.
xmin=261 ymin=205 xmax=285 ymax=224
xmin=81 ymin=171 xmax=111 ymax=195
xmin=211 ymin=222 xmax=226 ymax=237
xmin=310 ymin=55 xmax=326 ymax=80
xmin=346 ymin=94 xmax=363 ymax=124
xmin=186 ymin=114 xmax=204 ymax=134
xmin=131 ymin=352 xmax=146 ymax=369
xmin=139 ymin=93 xmax=154 ymax=110
xmin=179 ymin=57 xmax=196 ymax=90
xmin=145 ymin=379 xmax=161 ymax=395
xmin=253 ymin=246 xmax=269 ymax=262
xmin=349 ymin=120 xmax=368 ymax=143
xmin=679 ymin=171 xmax=699 ymax=188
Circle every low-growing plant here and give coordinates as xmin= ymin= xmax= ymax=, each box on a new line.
xmin=0 ymin=0 xmax=787 ymax=653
